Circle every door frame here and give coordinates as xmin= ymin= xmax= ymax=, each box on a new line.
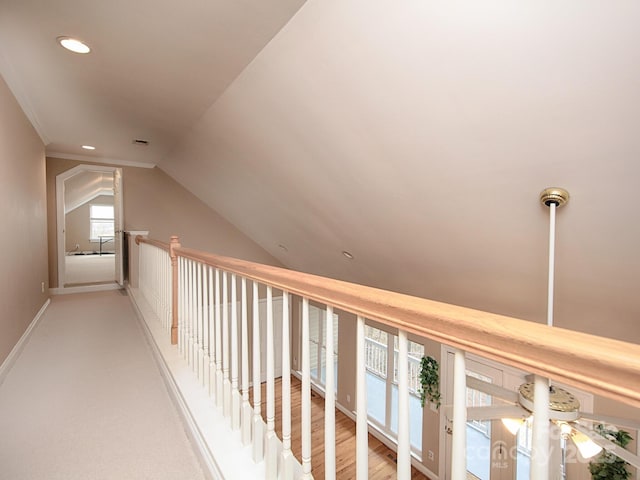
xmin=55 ymin=164 xmax=123 ymax=291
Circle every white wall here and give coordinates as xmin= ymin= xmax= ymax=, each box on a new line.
xmin=160 ymin=0 xmax=640 ymax=344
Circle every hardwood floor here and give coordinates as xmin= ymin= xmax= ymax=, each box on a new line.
xmin=252 ymin=376 xmax=431 ymax=479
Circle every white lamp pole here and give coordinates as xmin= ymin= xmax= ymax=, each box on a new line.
xmin=535 ymin=187 xmax=569 ymax=479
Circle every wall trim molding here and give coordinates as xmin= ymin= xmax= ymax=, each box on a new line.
xmin=127 ymin=286 xmax=267 ymax=480
xmin=127 ymin=286 xmax=222 ymax=480
xmin=47 ymin=151 xmax=156 ymax=169
xmin=0 ymin=299 xmax=50 ymax=387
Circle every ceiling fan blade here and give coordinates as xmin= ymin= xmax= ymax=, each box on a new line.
xmin=572 ymin=423 xmax=640 ymax=470
xmin=466 ymin=375 xmax=519 ymax=403
xmin=578 ymin=412 xmax=640 ymax=431
xmin=466 ymin=405 xmax=528 ymax=421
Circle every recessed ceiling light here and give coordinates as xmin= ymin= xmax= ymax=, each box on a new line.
xmin=57 ymin=36 xmax=91 ymax=54
xmin=82 ymin=145 xmax=96 ymax=150
xmin=342 ymin=251 xmax=354 ymax=260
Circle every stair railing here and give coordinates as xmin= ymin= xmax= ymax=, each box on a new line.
xmin=135 ymin=235 xmax=640 ymax=480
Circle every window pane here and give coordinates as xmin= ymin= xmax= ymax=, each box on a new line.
xmin=365 ymin=326 xmax=387 ymax=379
xmin=90 ymin=205 xmax=114 ymax=219
xmin=307 ymin=305 xmax=338 ymax=391
xmin=466 ymin=371 xmax=493 ymax=480
xmin=389 ymin=384 xmax=424 ymax=451
xmin=90 ymin=219 xmax=114 ymax=238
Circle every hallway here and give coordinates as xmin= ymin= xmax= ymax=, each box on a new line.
xmin=0 ymin=291 xmax=205 ymax=480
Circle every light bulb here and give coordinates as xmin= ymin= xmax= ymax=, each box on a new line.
xmin=501 ymin=418 xmax=524 ymax=435
xmin=571 ymin=430 xmax=603 ymax=459
xmin=559 ymin=422 xmax=573 ymax=436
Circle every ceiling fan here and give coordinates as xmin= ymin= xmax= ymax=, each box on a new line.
xmin=453 ymin=188 xmax=640 ymax=473
xmin=464 ymin=375 xmax=640 ymax=470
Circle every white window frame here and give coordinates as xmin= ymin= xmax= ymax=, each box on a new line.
xmin=308 ymin=303 xmax=339 ymax=392
xmin=364 ymin=323 xmax=425 ymax=456
xmin=89 ymin=204 xmax=115 ymax=242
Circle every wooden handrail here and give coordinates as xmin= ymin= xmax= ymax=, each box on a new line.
xmin=136 ymin=235 xmax=170 ymax=252
xmin=170 ymin=244 xmax=640 ymax=409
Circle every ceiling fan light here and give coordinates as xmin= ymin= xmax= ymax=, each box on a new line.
xmin=571 ymin=430 xmax=603 ymax=459
xmin=559 ymin=422 xmax=573 ymax=436
xmin=501 ymin=418 xmax=524 ymax=435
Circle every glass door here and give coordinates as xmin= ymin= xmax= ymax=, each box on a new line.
xmin=444 ymin=352 xmax=516 ymax=479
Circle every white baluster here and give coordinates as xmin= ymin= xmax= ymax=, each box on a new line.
xmin=178 ymin=257 xmax=184 ymax=355
xmin=167 ymin=252 xmax=171 ymax=332
xmin=158 ymin=249 xmax=162 ymax=324
xmin=241 ymin=277 xmax=252 ymax=445
xmin=159 ymin=248 xmax=162 ymax=319
xmin=356 ymin=315 xmax=368 ymax=480
xmin=188 ymin=260 xmax=194 ymax=366
xmin=162 ymin=251 xmax=166 ymax=329
xmin=252 ymin=281 xmax=264 ymax=462
xmin=265 ymin=286 xmax=277 ymax=479
xmin=191 ymin=260 xmax=197 ymax=370
xmin=165 ymin=251 xmax=170 ymax=331
xmin=281 ymin=291 xmax=293 ymax=479
xmin=215 ymin=268 xmax=223 ymax=409
xmin=222 ymin=271 xmax=231 ymax=418
xmin=202 ymin=263 xmax=210 ymax=393
xmin=531 ymin=375 xmax=550 ymax=480
xmin=197 ymin=262 xmax=204 ymax=383
xmin=231 ymin=274 xmax=241 ymax=429
xmin=208 ymin=266 xmax=215 ymax=398
xmin=324 ymin=305 xmax=336 ymax=480
xmin=451 ymin=348 xmax=467 ymax=480
xmin=301 ymin=297 xmax=312 ymax=479
xmin=181 ymin=257 xmax=187 ymax=357
xmin=397 ymin=330 xmax=410 ymax=480
xmin=159 ymin=249 xmax=164 ymax=327
xmin=161 ymin=249 xmax=164 ymax=321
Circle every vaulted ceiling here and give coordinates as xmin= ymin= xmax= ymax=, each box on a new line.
xmin=1 ymin=0 xmax=639 ymax=342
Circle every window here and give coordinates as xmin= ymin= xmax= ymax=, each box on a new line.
xmin=89 ymin=204 xmax=114 ymax=241
xmin=466 ymin=371 xmax=492 ymax=437
xmin=364 ymin=325 xmax=424 ymax=454
xmin=308 ymin=304 xmax=338 ymax=391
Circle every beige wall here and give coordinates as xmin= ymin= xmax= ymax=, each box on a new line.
xmin=47 ymin=157 xmax=281 ymax=287
xmin=65 ymin=195 xmax=114 ymax=253
xmin=0 ymin=74 xmax=48 ymax=365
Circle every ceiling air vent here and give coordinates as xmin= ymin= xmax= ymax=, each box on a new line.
xmin=132 ymin=139 xmax=149 ymax=146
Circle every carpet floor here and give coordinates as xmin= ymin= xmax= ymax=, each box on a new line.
xmin=0 ymin=291 xmax=205 ymax=480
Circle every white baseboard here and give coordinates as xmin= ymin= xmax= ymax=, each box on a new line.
xmin=127 ymin=286 xmax=222 ymax=480
xmin=0 ymin=299 xmax=50 ymax=387
xmin=50 ymin=283 xmax=122 ymax=295
xmin=127 ymin=286 xmax=265 ymax=480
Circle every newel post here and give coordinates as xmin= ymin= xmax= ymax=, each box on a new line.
xmin=169 ymin=235 xmax=181 ymax=345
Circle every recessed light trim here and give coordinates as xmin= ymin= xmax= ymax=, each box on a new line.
xmin=81 ymin=145 xmax=96 ymax=150
xmin=342 ymin=251 xmax=354 ymax=260
xmin=57 ymin=36 xmax=91 ymax=54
